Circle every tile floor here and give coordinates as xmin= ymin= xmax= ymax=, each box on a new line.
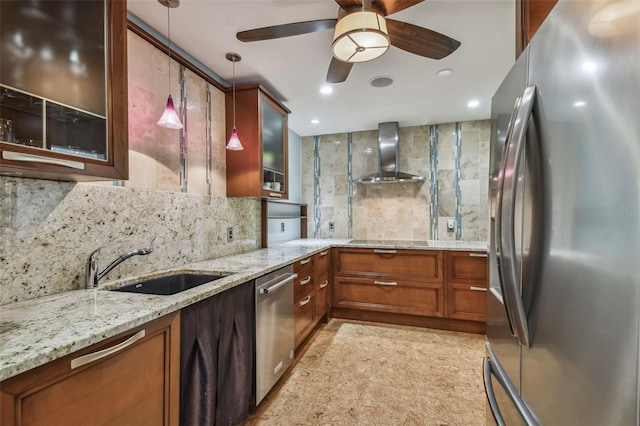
xmin=244 ymin=319 xmax=487 ymax=426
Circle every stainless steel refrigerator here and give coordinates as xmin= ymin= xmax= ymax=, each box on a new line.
xmin=485 ymin=0 xmax=640 ymax=424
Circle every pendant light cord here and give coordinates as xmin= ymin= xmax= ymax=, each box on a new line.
xmin=232 ymin=58 xmax=236 ymax=129
xmin=167 ymin=1 xmax=171 ymax=94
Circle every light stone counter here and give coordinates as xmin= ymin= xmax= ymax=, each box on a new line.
xmin=0 ymin=238 xmax=486 ymax=381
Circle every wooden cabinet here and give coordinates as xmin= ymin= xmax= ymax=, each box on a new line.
xmin=0 ymin=0 xmax=128 ymax=181
xmin=315 ymin=249 xmax=330 ymax=320
xmin=332 ymin=248 xmax=445 ymax=318
xmin=225 ymin=84 xmax=290 ymax=199
xmin=516 ymin=0 xmax=558 ymax=57
xmin=445 ymin=251 xmax=488 ymax=322
xmin=331 ymin=247 xmax=487 ymax=334
xmin=0 ymin=312 xmax=180 ymax=426
xmin=292 ymin=249 xmax=332 ymax=350
xmin=293 ymin=255 xmax=315 ymax=349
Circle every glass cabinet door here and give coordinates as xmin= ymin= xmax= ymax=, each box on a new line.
xmin=0 ymin=0 xmax=127 ymax=180
xmin=261 ymin=101 xmax=285 ymax=193
xmin=0 ymin=1 xmax=107 ymax=160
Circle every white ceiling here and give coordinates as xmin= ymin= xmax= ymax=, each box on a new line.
xmin=127 ymin=0 xmax=515 ymax=137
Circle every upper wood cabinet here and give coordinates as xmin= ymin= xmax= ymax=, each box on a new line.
xmin=0 ymin=0 xmax=128 ymax=181
xmin=225 ymin=84 xmax=290 ymax=199
xmin=516 ymin=0 xmax=558 ymax=57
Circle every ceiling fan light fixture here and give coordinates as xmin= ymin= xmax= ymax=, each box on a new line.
xmin=332 ymin=11 xmax=390 ymax=63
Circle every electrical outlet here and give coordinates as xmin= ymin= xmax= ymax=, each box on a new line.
xmin=329 ymin=222 xmax=335 ymax=232
xmin=281 ymin=222 xmax=285 ymax=233
xmin=227 ymin=227 xmax=234 ymax=242
xmin=447 ymin=219 xmax=455 ymax=232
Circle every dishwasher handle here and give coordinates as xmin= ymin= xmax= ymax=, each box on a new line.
xmin=258 ymin=273 xmax=297 ymax=294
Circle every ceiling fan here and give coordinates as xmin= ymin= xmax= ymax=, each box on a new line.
xmin=236 ymin=0 xmax=461 ymax=83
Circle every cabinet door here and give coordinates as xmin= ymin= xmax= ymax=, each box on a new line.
xmin=294 ymin=284 xmax=315 ymax=348
xmin=0 ymin=0 xmax=128 ymax=181
xmin=316 ymin=271 xmax=330 ymax=319
xmin=445 ymin=251 xmax=488 ymax=322
xmin=334 ymin=276 xmax=445 ymax=318
xmin=335 ymin=248 xmax=444 ymax=283
xmin=447 ymin=283 xmax=487 ymax=321
xmin=226 ymin=85 xmax=289 ymax=199
xmin=0 ymin=313 xmax=180 ymax=426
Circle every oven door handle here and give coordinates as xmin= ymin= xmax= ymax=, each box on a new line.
xmin=258 ymin=273 xmax=297 ymax=294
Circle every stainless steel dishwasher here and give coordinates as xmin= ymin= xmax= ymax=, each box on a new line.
xmin=255 ymin=265 xmax=297 ymax=404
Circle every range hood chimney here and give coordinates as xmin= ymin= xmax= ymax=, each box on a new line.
xmin=353 ymin=122 xmax=426 ymax=184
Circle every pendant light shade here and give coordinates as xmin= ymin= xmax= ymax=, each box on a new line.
xmin=157 ymin=95 xmax=183 ymax=129
xmin=226 ymin=128 xmax=243 ymax=150
xmin=226 ymin=52 xmax=244 ymax=151
xmin=157 ymin=0 xmax=183 ymax=129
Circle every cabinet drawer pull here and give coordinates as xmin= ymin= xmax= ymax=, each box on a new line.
xmin=470 ymin=286 xmax=487 ymax=292
xmin=320 ymin=251 xmax=328 ymax=256
xmin=3 ymin=151 xmax=85 ymax=170
xmin=374 ymin=249 xmax=397 ymax=254
xmin=269 ymin=192 xmax=282 ymax=198
xmin=374 ymin=280 xmax=398 ymax=286
xmin=299 ymin=295 xmax=311 ymax=306
xmin=300 ymin=276 xmax=312 ymax=285
xmin=70 ymin=329 xmax=146 ymax=369
xmin=300 ymin=258 xmax=311 ymax=265
xmin=319 ymin=280 xmax=329 ymax=288
xmin=469 ymin=252 xmax=488 ymax=258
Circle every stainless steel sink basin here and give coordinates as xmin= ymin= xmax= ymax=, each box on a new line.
xmin=111 ymin=273 xmax=229 ymax=295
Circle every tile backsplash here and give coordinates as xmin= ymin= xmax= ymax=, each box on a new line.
xmin=302 ymin=120 xmax=490 ymax=242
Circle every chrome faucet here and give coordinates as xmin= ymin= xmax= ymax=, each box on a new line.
xmin=85 ymin=246 xmax=154 ymax=289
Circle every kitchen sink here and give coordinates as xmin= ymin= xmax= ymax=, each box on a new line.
xmin=111 ymin=273 xmax=230 ymax=295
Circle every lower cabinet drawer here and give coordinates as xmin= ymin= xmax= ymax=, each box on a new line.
xmin=316 ymin=272 xmax=329 ymax=319
xmin=447 ymin=283 xmax=487 ymax=321
xmin=294 ymin=286 xmax=315 ymax=344
xmin=334 ymin=276 xmax=444 ymax=317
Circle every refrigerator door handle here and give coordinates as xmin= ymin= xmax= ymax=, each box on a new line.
xmin=483 ymin=357 xmax=506 ymax=426
xmin=495 ymin=96 xmax=521 ymax=337
xmin=498 ymin=85 xmax=537 ymax=348
xmin=485 ymin=342 xmax=539 ymax=426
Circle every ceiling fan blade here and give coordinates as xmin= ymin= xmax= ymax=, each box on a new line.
xmin=335 ymin=0 xmax=362 ymax=12
xmin=371 ymin=0 xmax=424 ymax=16
xmin=326 ymin=57 xmax=354 ymax=83
xmin=237 ymin=19 xmax=337 ymax=42
xmin=386 ymin=19 xmax=460 ymax=59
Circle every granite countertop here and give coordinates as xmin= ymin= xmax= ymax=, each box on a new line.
xmin=0 ymin=238 xmax=487 ymax=381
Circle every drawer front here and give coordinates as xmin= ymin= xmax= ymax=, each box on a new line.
xmin=316 ymin=272 xmax=329 ymax=318
xmin=335 ymin=248 xmax=443 ymax=282
xmin=294 ymin=270 xmax=314 ymax=297
xmin=447 ymin=283 xmax=487 ymax=321
xmin=446 ymin=251 xmax=488 ymax=284
xmin=294 ymin=285 xmax=315 ymax=343
xmin=293 ymin=256 xmax=314 ymax=274
xmin=333 ymin=276 xmax=444 ymax=317
xmin=315 ymin=249 xmax=330 ymax=274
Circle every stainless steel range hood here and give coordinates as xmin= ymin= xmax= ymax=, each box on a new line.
xmin=353 ymin=122 xmax=426 ymax=184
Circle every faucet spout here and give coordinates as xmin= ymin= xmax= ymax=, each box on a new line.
xmin=86 ymin=246 xmax=154 ymax=289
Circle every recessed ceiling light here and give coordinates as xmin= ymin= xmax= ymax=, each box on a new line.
xmin=369 ymin=76 xmax=393 ymax=88
xmin=573 ymin=100 xmax=586 ymax=107
xmin=310 ymin=119 xmax=320 ymax=124
xmin=467 ymin=99 xmax=480 ymax=108
xmin=320 ymin=85 xmax=333 ymax=95
xmin=436 ymin=68 xmax=453 ymax=76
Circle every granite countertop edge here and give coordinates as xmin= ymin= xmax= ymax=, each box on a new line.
xmin=0 ymin=238 xmax=487 ymax=381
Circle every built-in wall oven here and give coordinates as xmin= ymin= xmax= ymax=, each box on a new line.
xmin=255 ymin=265 xmax=297 ymax=404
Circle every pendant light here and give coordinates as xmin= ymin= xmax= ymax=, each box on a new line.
xmin=226 ymin=52 xmax=244 ymax=151
xmin=157 ymin=0 xmax=183 ymax=129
